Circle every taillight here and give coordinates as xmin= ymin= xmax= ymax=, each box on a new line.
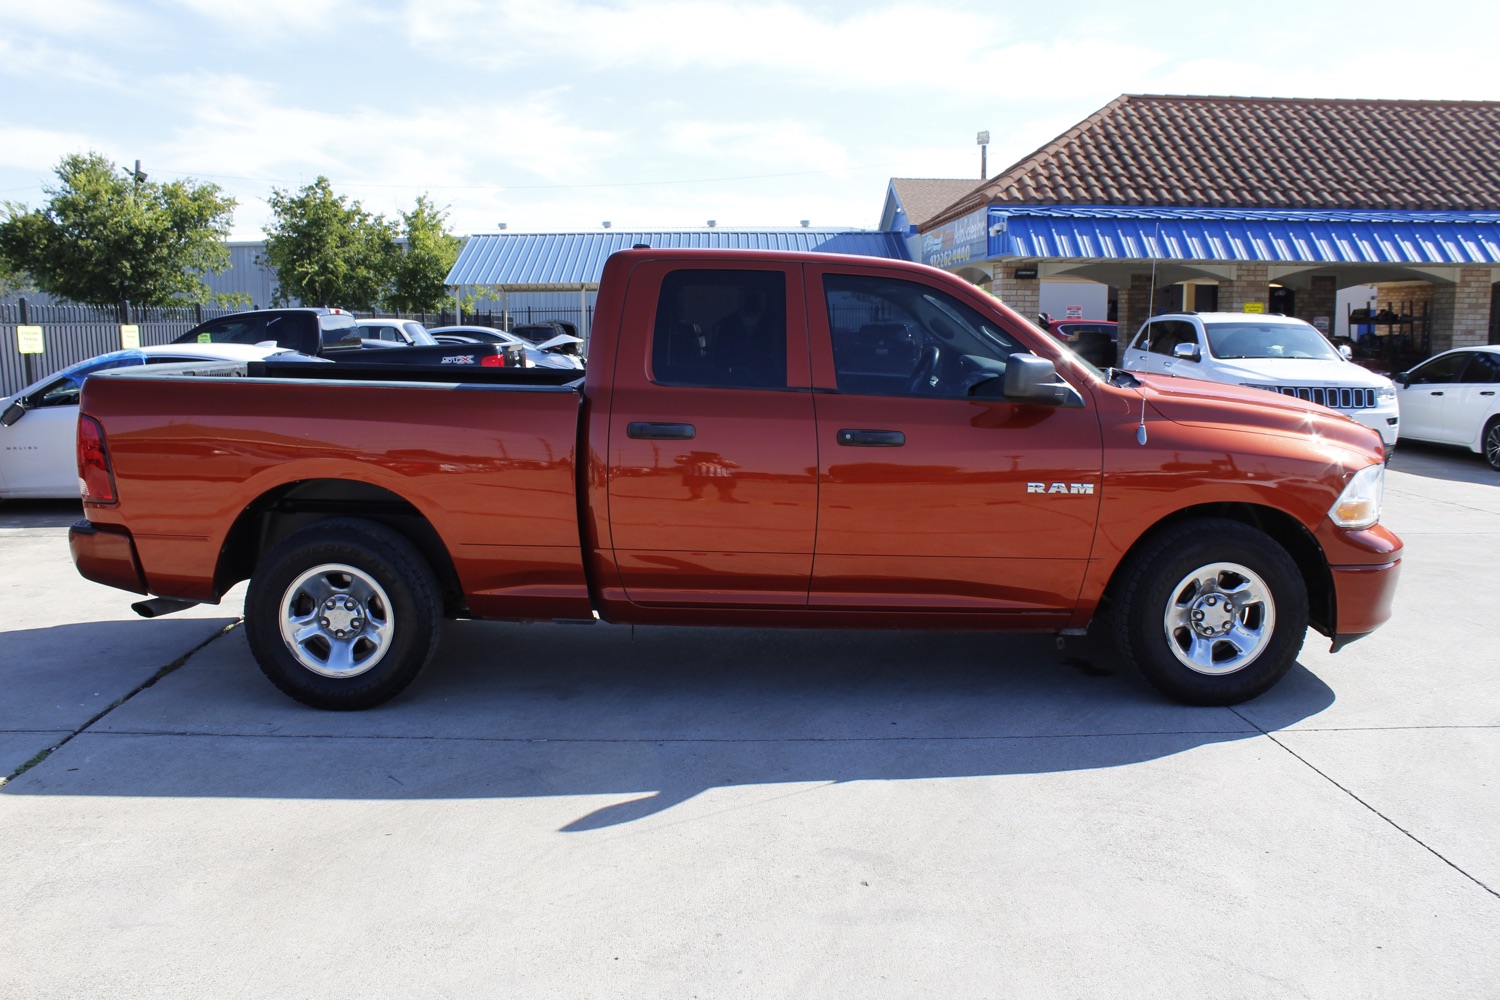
xmin=77 ymin=414 xmax=118 ymax=503
xmin=482 ymin=353 xmax=505 ymax=367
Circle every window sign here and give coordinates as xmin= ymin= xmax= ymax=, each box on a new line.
xmin=17 ymin=325 xmax=44 ymax=354
xmin=1242 ymin=302 xmax=1265 ymax=314
xmin=120 ymin=324 xmax=140 ymax=348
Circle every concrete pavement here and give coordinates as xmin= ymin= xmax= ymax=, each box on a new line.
xmin=1 ymin=444 xmax=1497 ymax=999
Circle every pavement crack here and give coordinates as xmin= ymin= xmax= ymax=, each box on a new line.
xmin=1232 ymin=706 xmax=1499 ymax=901
xmin=1 ymin=621 xmax=242 ymax=787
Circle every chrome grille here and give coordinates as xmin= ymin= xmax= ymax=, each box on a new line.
xmin=1246 ymin=384 xmax=1376 ymax=409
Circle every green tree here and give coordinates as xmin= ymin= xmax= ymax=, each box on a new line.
xmin=387 ymin=195 xmax=461 ymax=313
xmin=261 ymin=177 xmax=397 ymax=310
xmin=0 ymin=152 xmax=237 ymax=308
xmin=0 ymin=253 xmax=32 ymax=299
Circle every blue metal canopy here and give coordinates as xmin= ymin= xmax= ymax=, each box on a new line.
xmin=447 ymin=230 xmax=911 ymax=289
xmin=991 ymin=207 xmax=1500 ymax=265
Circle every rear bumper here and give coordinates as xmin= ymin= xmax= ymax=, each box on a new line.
xmin=69 ymin=519 xmax=149 ymax=595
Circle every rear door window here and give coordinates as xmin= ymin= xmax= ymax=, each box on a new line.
xmin=651 ymin=270 xmax=788 ymax=389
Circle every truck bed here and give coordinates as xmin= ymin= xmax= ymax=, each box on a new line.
xmin=79 ymin=361 xmax=592 ymax=619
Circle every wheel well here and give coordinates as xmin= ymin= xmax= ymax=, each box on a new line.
xmin=1103 ymin=503 xmax=1335 ymax=637
xmin=214 ymin=479 xmax=466 ymax=616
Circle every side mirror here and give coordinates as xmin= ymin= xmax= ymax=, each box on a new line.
xmin=1338 ymin=344 xmax=1354 ymax=360
xmin=1004 ymin=353 xmax=1076 ymax=406
xmin=0 ymin=400 xmax=25 ymax=427
xmin=1172 ymin=342 xmax=1201 ymax=362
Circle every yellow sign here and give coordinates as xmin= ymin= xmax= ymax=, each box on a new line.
xmin=17 ymin=325 xmax=44 ymax=354
xmin=120 ymin=324 xmax=140 ymax=349
xmin=1242 ymin=302 xmax=1265 ymax=314
xmin=197 ymin=332 xmax=213 ymax=343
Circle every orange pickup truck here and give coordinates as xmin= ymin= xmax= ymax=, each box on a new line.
xmin=70 ymin=248 xmax=1401 ymax=710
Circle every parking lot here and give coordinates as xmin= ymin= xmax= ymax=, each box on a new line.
xmin=2 ymin=444 xmax=1497 ymax=999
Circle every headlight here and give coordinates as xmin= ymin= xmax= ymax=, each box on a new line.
xmin=1329 ymin=462 xmax=1385 ymax=529
xmin=1376 ymin=385 xmax=1396 ymax=400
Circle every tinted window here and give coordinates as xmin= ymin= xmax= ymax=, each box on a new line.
xmin=186 ymin=316 xmax=271 ymax=345
xmin=1055 ymin=322 xmax=1115 ymax=340
xmin=1464 ymin=352 xmax=1500 ymax=384
xmin=651 ymin=270 xmax=787 ymax=389
xmin=31 ymin=356 xmax=146 ymax=407
xmin=1142 ymin=320 xmax=1197 ymax=356
xmin=1407 ymin=352 xmax=1471 ymax=385
xmin=824 ymin=273 xmax=1023 ymax=397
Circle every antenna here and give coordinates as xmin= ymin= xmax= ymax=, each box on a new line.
xmin=1136 ymin=222 xmax=1162 ymax=447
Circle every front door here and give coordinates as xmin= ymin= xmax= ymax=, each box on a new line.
xmin=806 ymin=266 xmax=1103 ymax=615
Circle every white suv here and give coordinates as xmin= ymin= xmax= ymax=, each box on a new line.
xmin=1123 ymin=312 xmax=1400 ymax=448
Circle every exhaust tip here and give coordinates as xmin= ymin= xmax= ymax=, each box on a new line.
xmin=132 ymin=598 xmax=201 ymax=619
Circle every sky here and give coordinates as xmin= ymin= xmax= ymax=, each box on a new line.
xmin=3 ymin=0 xmax=1498 ymax=240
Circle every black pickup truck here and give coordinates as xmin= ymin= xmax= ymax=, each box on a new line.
xmin=174 ymin=309 xmax=524 ymax=367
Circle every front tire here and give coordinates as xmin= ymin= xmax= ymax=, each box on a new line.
xmin=245 ymin=518 xmax=442 ymax=710
xmin=1113 ymin=519 xmax=1308 ymax=706
xmin=1484 ymin=417 xmax=1500 ymax=471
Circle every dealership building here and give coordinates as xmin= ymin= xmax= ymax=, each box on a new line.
xmin=894 ymin=94 xmax=1500 ymax=362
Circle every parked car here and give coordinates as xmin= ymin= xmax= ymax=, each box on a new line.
xmin=0 ymin=343 xmax=308 ymax=500
xmin=353 ymin=317 xmax=433 ymax=345
xmin=1392 ymin=346 xmax=1500 ymax=470
xmin=1040 ymin=315 xmax=1118 ymax=368
xmin=429 ymin=326 xmax=585 ymax=370
xmin=507 ymin=321 xmax=586 ymax=360
xmin=174 ymin=309 xmax=522 ymax=367
xmin=1123 ymin=312 xmax=1400 ymax=449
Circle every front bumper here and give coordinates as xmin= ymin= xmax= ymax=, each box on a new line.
xmin=1348 ymin=405 xmax=1400 ymax=448
xmin=69 ymin=519 xmax=148 ymax=595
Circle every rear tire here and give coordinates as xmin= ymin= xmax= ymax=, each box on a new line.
xmin=1113 ymin=519 xmax=1308 ymax=706
xmin=245 ymin=518 xmax=442 ymax=710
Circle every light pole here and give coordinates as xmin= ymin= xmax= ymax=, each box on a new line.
xmin=976 ymin=131 xmax=990 ymax=180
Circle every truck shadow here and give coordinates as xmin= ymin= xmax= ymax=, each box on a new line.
xmin=3 ymin=618 xmax=1336 ymax=830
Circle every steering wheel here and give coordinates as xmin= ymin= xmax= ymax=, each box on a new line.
xmin=906 ymin=343 xmax=942 ymax=395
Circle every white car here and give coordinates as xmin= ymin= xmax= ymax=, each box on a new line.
xmin=353 ymin=317 xmax=434 ymax=345
xmin=0 ymin=343 xmax=301 ymax=500
xmin=1393 ymin=346 xmax=1500 ymax=470
xmin=1123 ymin=312 xmax=1400 ymax=449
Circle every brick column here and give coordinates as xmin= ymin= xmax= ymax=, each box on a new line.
xmin=1220 ymin=263 xmax=1269 ymax=314
xmin=995 ymin=264 xmax=1041 ymax=324
xmin=1451 ymin=267 xmax=1492 ymax=349
xmin=1298 ymin=276 xmax=1337 ymax=333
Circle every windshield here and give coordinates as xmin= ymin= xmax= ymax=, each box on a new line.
xmin=1206 ymin=321 xmax=1341 ymax=361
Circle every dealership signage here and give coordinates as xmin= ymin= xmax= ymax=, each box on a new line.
xmin=922 ymin=209 xmax=989 ymax=269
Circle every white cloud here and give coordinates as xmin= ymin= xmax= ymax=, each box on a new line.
xmin=0 ymin=33 xmax=127 ymax=89
xmin=0 ymin=126 xmax=101 ymax=173
xmin=164 ymin=0 xmax=374 ymax=35
xmin=0 ymin=0 xmax=144 ymax=36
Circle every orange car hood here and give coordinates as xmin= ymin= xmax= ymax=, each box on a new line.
xmin=1132 ymin=372 xmax=1384 ymax=459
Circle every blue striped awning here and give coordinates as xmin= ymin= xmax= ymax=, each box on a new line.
xmin=993 ymin=207 xmax=1500 ymax=265
xmin=447 ymin=230 xmax=911 ymax=289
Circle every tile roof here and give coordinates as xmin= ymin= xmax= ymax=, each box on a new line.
xmin=926 ymin=94 xmax=1500 ymax=228
xmin=889 ymin=178 xmax=985 ymax=227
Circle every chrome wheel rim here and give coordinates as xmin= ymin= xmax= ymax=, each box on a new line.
xmin=1485 ymin=422 xmax=1500 ymax=470
xmin=1162 ymin=561 xmax=1275 ymax=675
xmin=278 ymin=563 xmax=394 ymax=678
